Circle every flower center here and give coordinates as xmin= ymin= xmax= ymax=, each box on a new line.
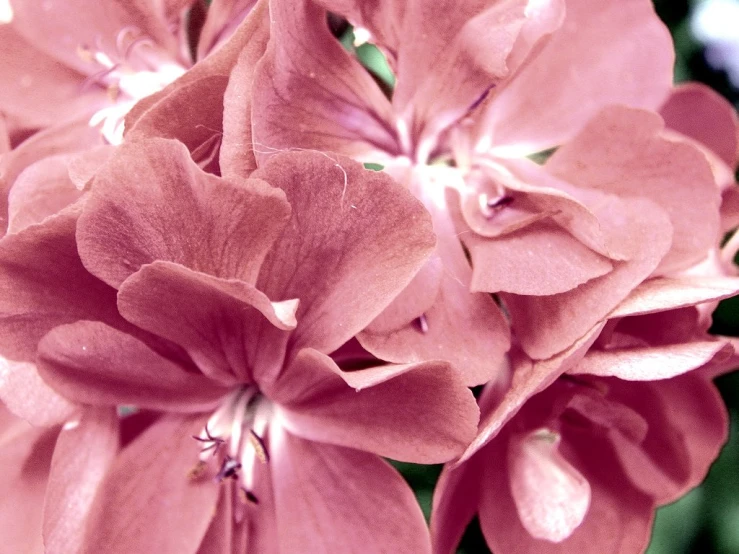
xmin=78 ymin=28 xmax=185 ymax=144
xmin=189 ymin=387 xmax=273 ymax=505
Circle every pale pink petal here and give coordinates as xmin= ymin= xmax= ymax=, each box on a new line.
xmin=252 ymin=151 xmax=436 ymax=355
xmin=508 ymin=430 xmax=591 ymax=542
xmin=459 ymin=325 xmax=602 ymax=463
xmin=117 ymin=261 xmax=294 ymax=384
xmin=0 ymin=25 xmax=103 ymax=131
xmin=250 ymin=0 xmax=398 ymax=162
xmin=546 ymin=106 xmax=719 ymax=274
xmin=0 ymin=404 xmax=56 ymax=554
xmin=77 ymin=138 xmax=291 ymax=288
xmin=7 ymin=154 xmax=85 ymax=234
xmin=482 ymin=0 xmax=673 ymax=152
xmin=571 ymin=341 xmax=730 ymax=381
xmin=67 ymin=146 xmax=115 ymax=190
xmin=610 ymin=276 xmax=739 ymax=318
xmin=0 ymin=357 xmax=74 ymax=426
xmin=82 ymin=414 xmax=220 ymax=554
xmin=269 ymin=426 xmax=432 ymax=553
xmin=478 ymin=430 xmax=655 ymax=554
xmin=504 ymin=197 xmax=672 ymax=359
xmin=0 ymin=208 xmax=123 ymax=361
xmin=660 ymin=82 xmax=739 ymax=169
xmin=37 ymin=321 xmax=230 ymax=412
xmin=195 ymin=487 xmax=234 ymax=554
xmin=273 ymin=348 xmax=478 ymax=463
xmin=195 ymin=0 xmax=258 ymax=61
xmin=43 ymin=406 xmax=119 ymax=554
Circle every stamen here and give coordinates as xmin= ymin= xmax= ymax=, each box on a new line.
xmin=239 ymin=487 xmax=259 ymax=505
xmin=479 ymin=193 xmax=514 ymax=218
xmin=187 ymin=460 xmax=208 ymax=481
xmin=249 ymin=430 xmax=270 ymax=463
xmin=415 ymin=314 xmax=429 ymax=334
xmin=215 ymin=457 xmax=242 ymax=482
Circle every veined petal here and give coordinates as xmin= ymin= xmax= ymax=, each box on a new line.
xmin=269 ymin=426 xmax=432 ymax=554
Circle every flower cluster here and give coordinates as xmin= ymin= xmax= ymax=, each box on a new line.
xmin=1 ymin=1 xmax=738 ymax=553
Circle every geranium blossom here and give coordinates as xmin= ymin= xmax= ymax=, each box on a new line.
xmin=0 ymin=138 xmax=479 ymax=552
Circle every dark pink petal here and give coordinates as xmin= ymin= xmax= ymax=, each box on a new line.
xmin=117 ymin=261 xmax=295 ymax=384
xmin=82 ymin=414 xmax=220 ymax=554
xmin=269 ymin=426 xmax=432 ymax=553
xmin=252 ymin=151 xmax=436 ymax=355
xmin=396 ymin=0 xmax=564 ymax=157
xmin=77 ymin=138 xmax=291 ymax=288
xmin=0 ymin=357 xmax=75 ymax=426
xmin=460 ymin=326 xmax=602 ymax=463
xmin=481 ymin=0 xmax=673 ymax=152
xmin=660 ymin=82 xmax=739 ymax=169
xmin=430 ymin=453 xmax=486 ymax=554
xmin=43 ymin=406 xmax=119 ymax=554
xmin=250 ymin=0 xmax=398 ymax=161
xmin=273 ymin=348 xmax=478 ymax=463
xmin=7 ymin=154 xmax=85 ymax=234
xmin=37 ymin=321 xmax=230 ymax=412
xmin=504 ymin=197 xmax=672 ymax=359
xmin=0 ymin=25 xmax=102 ymax=132
xmin=0 ymin=404 xmax=56 ymax=553
xmin=546 ymin=106 xmax=719 ymax=274
xmin=195 ymin=0 xmax=258 ymax=61
xmin=0 ymin=208 xmax=122 ymax=361
xmin=605 ymin=373 xmax=728 ymax=505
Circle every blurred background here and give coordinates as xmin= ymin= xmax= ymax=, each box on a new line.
xmin=394 ymin=1 xmax=739 ymax=552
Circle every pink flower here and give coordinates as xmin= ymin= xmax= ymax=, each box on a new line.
xmin=432 ymin=331 xmax=730 ymax=553
xmin=0 ymin=138 xmax=479 ymax=552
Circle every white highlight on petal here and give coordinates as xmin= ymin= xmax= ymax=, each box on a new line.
xmin=0 ymin=0 xmax=13 ymax=23
xmin=508 ymin=428 xmax=591 ymax=542
xmin=271 ymin=298 xmax=300 ymax=328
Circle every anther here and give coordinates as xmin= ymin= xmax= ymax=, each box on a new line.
xmin=215 ymin=457 xmax=242 ymax=482
xmin=239 ymin=488 xmax=260 ymax=505
xmin=479 ymin=193 xmax=514 ymax=219
xmin=249 ymin=430 xmax=270 ymax=463
xmin=414 ymin=314 xmax=429 ymax=334
xmin=187 ymin=460 xmax=208 ymax=481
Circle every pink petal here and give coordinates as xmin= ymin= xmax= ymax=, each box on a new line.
xmin=269 ymin=426 xmax=432 ymax=553
xmin=660 ymin=82 xmax=739 ymax=169
xmin=82 ymin=414 xmax=220 ymax=554
xmin=0 ymin=208 xmax=123 ymax=361
xmin=250 ymin=0 xmax=398 ymax=162
xmin=195 ymin=487 xmax=234 ymax=554
xmin=251 ymin=151 xmax=436 ymax=355
xmin=0 ymin=357 xmax=75 ymax=426
xmin=273 ymin=348 xmax=478 ymax=464
xmin=359 ymin=270 xmax=510 ymax=386
xmin=219 ymin=3 xmax=272 ymax=179
xmin=7 ymin=154 xmax=85 ymax=234
xmin=125 ymin=76 xmax=231 ymax=171
xmin=0 ymin=404 xmax=56 ymax=553
xmin=508 ymin=430 xmax=591 ymax=542
xmin=397 ymin=0 xmax=564 ymax=157
xmin=459 ymin=326 xmax=602 ymax=463
xmin=37 ymin=321 xmax=230 ymax=412
xmin=77 ymin=138 xmax=291 ymax=288
xmin=610 ymin=276 xmax=739 ymax=318
xmin=430 ymin=454 xmax=486 ymax=554
xmin=571 ymin=341 xmax=730 ymax=381
xmin=482 ymin=0 xmax=673 ymax=152
xmin=43 ymin=406 xmax=119 ymax=554
xmin=117 ymin=261 xmax=295 ymax=384
xmin=546 ymin=106 xmax=719 ymax=274
xmin=503 ymin=197 xmax=672 ymax=359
